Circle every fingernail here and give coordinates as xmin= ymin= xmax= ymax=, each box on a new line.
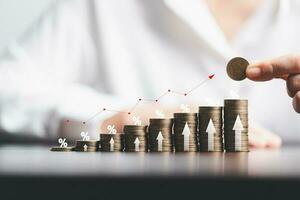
xmin=246 ymin=66 xmax=261 ymax=78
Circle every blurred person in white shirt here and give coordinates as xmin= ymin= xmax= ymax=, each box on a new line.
xmin=4 ymin=0 xmax=300 ymax=148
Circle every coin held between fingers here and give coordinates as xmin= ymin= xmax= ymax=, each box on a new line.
xmin=226 ymin=57 xmax=249 ymax=81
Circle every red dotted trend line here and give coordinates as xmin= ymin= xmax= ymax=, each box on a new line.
xmin=64 ymin=74 xmax=215 ymax=125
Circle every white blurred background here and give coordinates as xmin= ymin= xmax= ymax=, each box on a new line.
xmin=0 ymin=0 xmax=56 ymax=52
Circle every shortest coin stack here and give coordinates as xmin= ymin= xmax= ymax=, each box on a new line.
xmin=74 ymin=140 xmax=100 ymax=152
xmin=124 ymin=125 xmax=148 ymax=152
xmin=100 ymin=133 xmax=124 ymax=152
xmin=50 ymin=147 xmax=73 ymax=152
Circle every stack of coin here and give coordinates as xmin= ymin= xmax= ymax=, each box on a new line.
xmin=50 ymin=147 xmax=74 ymax=152
xmin=198 ymin=106 xmax=224 ymax=152
xmin=173 ymin=113 xmax=198 ymax=152
xmin=100 ymin=133 xmax=124 ymax=152
xmin=148 ymin=118 xmax=173 ymax=152
xmin=224 ymin=99 xmax=249 ymax=152
xmin=74 ymin=140 xmax=100 ymax=152
xmin=124 ymin=125 xmax=148 ymax=152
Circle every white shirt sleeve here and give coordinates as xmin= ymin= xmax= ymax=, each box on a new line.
xmin=0 ymin=1 xmax=122 ymax=139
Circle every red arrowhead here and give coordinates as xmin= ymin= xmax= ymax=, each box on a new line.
xmin=208 ymin=74 xmax=215 ymax=79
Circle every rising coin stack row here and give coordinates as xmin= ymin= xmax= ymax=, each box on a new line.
xmin=51 ymin=99 xmax=249 ymax=153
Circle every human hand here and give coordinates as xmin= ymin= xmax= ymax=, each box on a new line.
xmin=248 ymin=122 xmax=282 ymax=148
xmin=246 ymin=54 xmax=300 ymax=113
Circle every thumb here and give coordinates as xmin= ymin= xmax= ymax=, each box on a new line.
xmin=246 ymin=54 xmax=300 ymax=81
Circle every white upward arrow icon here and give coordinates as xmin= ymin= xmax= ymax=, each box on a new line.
xmin=206 ymin=119 xmax=216 ymax=151
xmin=182 ymin=122 xmax=191 ymax=151
xmin=134 ymin=137 xmax=140 ymax=152
xmin=233 ymin=115 xmax=244 ymax=151
xmin=156 ymin=131 xmax=164 ymax=152
xmin=83 ymin=144 xmax=88 ymax=152
xmin=109 ymin=137 xmax=115 ymax=152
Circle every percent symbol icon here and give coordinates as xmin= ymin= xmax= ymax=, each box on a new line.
xmin=107 ymin=125 xmax=117 ymax=134
xmin=132 ymin=116 xmax=142 ymax=125
xmin=58 ymin=138 xmax=68 ymax=147
xmin=80 ymin=131 xmax=90 ymax=141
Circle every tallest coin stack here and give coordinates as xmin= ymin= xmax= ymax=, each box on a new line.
xmin=224 ymin=99 xmax=249 ymax=152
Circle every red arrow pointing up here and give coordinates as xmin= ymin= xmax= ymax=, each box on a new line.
xmin=208 ymin=74 xmax=215 ymax=79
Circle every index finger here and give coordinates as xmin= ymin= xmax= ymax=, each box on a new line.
xmin=246 ymin=54 xmax=300 ymax=81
